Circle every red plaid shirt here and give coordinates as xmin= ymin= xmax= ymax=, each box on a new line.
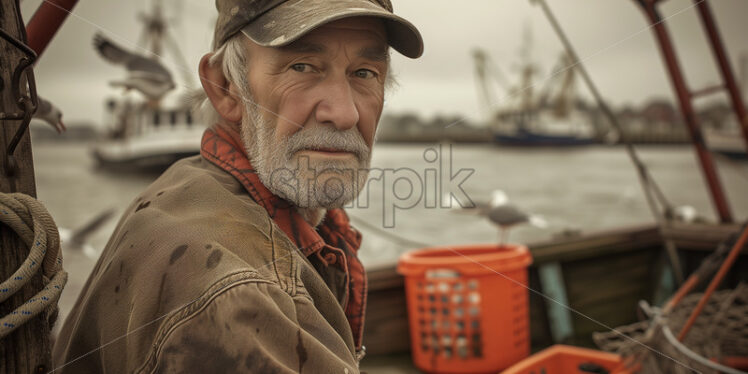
xmin=200 ymin=126 xmax=367 ymax=349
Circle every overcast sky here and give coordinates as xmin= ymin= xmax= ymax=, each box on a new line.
xmin=19 ymin=0 xmax=748 ymax=127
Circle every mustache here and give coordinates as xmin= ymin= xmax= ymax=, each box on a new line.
xmin=285 ymin=126 xmax=370 ymax=160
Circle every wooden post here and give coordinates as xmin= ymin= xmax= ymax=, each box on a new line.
xmin=0 ymin=1 xmax=51 ymax=373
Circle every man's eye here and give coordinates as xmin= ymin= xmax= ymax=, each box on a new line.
xmin=354 ymin=69 xmax=377 ymax=79
xmin=291 ymin=63 xmax=311 ymax=73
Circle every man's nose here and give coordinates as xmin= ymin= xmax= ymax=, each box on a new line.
xmin=314 ymin=77 xmax=359 ymax=131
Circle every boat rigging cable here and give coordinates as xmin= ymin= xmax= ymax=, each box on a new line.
xmin=529 ymin=0 xmax=699 ymax=285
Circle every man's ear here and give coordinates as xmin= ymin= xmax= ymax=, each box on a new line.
xmin=199 ymin=53 xmax=243 ymax=123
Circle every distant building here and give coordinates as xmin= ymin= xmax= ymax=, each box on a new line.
xmin=377 ymin=113 xmax=490 ymax=143
xmin=639 ymin=99 xmax=681 ymax=129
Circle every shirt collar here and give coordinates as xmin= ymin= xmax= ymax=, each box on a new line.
xmin=199 ymin=125 xmax=361 ymax=257
xmin=199 ymin=125 xmax=367 ymax=349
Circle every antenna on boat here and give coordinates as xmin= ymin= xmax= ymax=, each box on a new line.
xmin=473 ymin=49 xmax=500 ymax=121
xmin=518 ymin=22 xmax=538 ymax=114
xmin=549 ymin=53 xmax=576 ymax=119
xmin=137 ymin=0 xmax=165 ymax=56
xmin=528 ymin=0 xmax=686 ymax=283
xmin=471 ymin=48 xmax=518 ymax=126
xmin=137 ymin=0 xmax=195 ymax=90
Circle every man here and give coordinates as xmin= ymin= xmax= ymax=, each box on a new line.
xmin=52 ymin=0 xmax=422 ymax=372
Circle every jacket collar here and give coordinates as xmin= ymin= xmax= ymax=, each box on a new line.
xmin=200 ymin=125 xmax=362 ymax=256
xmin=200 ymin=125 xmax=367 ymax=349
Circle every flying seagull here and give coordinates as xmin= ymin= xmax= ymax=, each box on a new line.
xmin=445 ymin=190 xmax=547 ymax=246
xmin=59 ymin=208 xmax=115 ymax=260
xmin=33 ymin=96 xmax=66 ymax=133
xmin=93 ymin=33 xmax=175 ymax=101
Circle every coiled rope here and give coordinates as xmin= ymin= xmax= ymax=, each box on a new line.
xmin=0 ymin=192 xmax=67 ymax=338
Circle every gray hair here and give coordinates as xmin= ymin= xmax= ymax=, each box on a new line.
xmin=190 ymin=33 xmax=249 ymax=126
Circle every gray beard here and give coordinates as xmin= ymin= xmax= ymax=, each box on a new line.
xmin=239 ymin=94 xmax=372 ymax=209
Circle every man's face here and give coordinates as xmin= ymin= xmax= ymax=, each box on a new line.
xmin=238 ymin=17 xmax=388 ymax=209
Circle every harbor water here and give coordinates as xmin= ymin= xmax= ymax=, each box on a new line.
xmin=31 ymin=138 xmax=748 ymax=340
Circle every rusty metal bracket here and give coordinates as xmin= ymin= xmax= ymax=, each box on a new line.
xmin=0 ymin=25 xmax=39 ymax=188
xmin=0 ymin=28 xmax=38 ymax=119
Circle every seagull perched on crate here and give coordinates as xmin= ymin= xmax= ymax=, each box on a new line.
xmin=445 ymin=190 xmax=547 ymax=247
xmin=93 ymin=33 xmax=175 ymax=101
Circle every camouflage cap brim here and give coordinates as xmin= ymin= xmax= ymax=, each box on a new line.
xmin=238 ymin=0 xmax=423 ymax=58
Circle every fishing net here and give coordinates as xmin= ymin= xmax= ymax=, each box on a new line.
xmin=593 ymin=284 xmax=748 ymax=374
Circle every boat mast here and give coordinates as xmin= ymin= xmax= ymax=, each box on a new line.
xmin=550 ymin=53 xmax=576 ymax=119
xmin=528 ymin=0 xmax=686 ymax=283
xmin=519 ymin=24 xmax=536 ymax=130
xmin=138 ymin=0 xmax=195 ymax=90
xmin=472 ymin=49 xmax=513 ymax=122
xmin=138 ymin=0 xmax=166 ymax=56
xmin=472 ymin=49 xmax=499 ymax=122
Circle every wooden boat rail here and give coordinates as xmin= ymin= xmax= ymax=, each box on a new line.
xmin=363 ymin=223 xmax=747 ymax=356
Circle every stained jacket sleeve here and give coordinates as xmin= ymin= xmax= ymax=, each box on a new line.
xmin=143 ymin=280 xmax=359 ymax=374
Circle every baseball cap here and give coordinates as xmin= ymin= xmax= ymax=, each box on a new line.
xmin=214 ymin=0 xmax=423 ymax=58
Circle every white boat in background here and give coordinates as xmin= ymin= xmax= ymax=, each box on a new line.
xmin=705 ymin=128 xmax=748 ymax=160
xmin=92 ymin=100 xmax=205 ymax=170
xmin=90 ymin=0 xmax=203 ymax=171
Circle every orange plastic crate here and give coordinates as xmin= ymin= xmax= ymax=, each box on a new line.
xmin=501 ymin=345 xmax=634 ymax=374
xmin=398 ymin=244 xmax=533 ymax=374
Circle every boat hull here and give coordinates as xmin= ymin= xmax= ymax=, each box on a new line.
xmin=705 ymin=129 xmax=748 ymax=160
xmin=91 ymin=127 xmax=205 ymax=171
xmin=494 ymin=130 xmax=598 ymax=147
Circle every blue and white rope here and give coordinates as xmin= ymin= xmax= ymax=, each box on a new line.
xmin=0 ymin=192 xmax=67 ymax=338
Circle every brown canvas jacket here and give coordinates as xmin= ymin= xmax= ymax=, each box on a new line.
xmin=52 ymin=154 xmax=361 ymax=373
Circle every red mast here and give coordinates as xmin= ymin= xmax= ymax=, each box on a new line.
xmin=25 ymin=0 xmax=79 ymax=58
xmin=634 ymin=0 xmax=737 ymax=223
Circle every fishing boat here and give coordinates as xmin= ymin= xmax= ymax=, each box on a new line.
xmin=491 ymin=110 xmax=599 ymax=147
xmin=472 ymin=31 xmax=602 ymax=147
xmin=91 ymin=100 xmax=203 ymax=170
xmin=90 ymin=0 xmax=203 ymax=171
